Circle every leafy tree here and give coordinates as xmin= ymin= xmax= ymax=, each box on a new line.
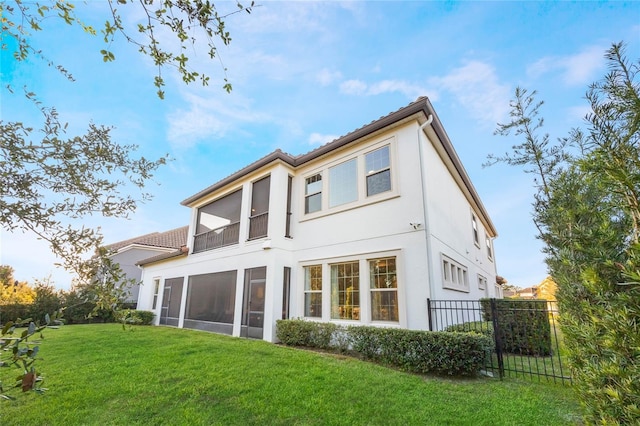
xmin=1 ymin=0 xmax=255 ymax=285
xmin=0 ymin=266 xmax=35 ymax=305
xmin=2 ymin=0 xmax=254 ymax=98
xmin=491 ymin=42 xmax=640 ymax=424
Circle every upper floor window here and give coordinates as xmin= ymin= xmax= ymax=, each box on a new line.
xmin=471 ymin=213 xmax=480 ymax=247
xmin=248 ymin=176 xmax=270 ymax=240
xmin=365 ymin=145 xmax=391 ymax=196
xmin=303 ymin=142 xmax=395 ymax=217
xmin=329 ymin=158 xmax=358 ymax=208
xmin=305 ymin=174 xmax=322 ymax=214
xmin=193 ymin=189 xmax=242 ymax=253
xmin=485 ymin=234 xmax=493 ymax=261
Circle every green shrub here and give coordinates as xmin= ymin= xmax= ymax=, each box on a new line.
xmin=131 ymin=310 xmax=155 ymax=325
xmin=276 ymin=320 xmax=492 ymax=376
xmin=480 ymin=299 xmax=552 ymax=356
xmin=275 ymin=319 xmax=337 ymax=349
xmin=349 ymin=326 xmax=492 ymax=376
xmin=0 ymin=303 xmax=31 ymax=324
xmin=444 ymin=321 xmax=494 ymax=338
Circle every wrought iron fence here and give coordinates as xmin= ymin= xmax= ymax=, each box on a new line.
xmin=427 ymin=298 xmax=571 ymax=385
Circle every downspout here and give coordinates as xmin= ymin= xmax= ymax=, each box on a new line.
xmin=418 ymin=114 xmax=435 ymax=304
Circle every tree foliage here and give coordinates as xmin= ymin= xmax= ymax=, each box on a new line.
xmin=0 ymin=107 xmax=166 ymax=278
xmin=2 ymin=0 xmax=254 ymax=98
xmin=492 ymin=42 xmax=640 ymax=424
xmin=0 ymin=266 xmax=35 ymax=305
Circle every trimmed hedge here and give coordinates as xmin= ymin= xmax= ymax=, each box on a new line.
xmin=276 ymin=319 xmax=492 ymax=376
xmin=480 ymin=299 xmax=552 ymax=356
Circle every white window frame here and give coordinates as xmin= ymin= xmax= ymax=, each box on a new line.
xmin=477 ymin=274 xmax=487 ymax=291
xmin=471 ymin=213 xmax=480 ymax=247
xmin=299 ymin=250 xmax=404 ymax=326
xmin=485 ymin=233 xmax=493 ymax=261
xmin=364 ymin=145 xmax=392 ymax=197
xmin=303 ymin=265 xmax=323 ymax=318
xmin=300 ymin=137 xmax=398 ymax=220
xmin=304 ymin=173 xmax=323 ymax=214
xmin=369 ymin=257 xmax=399 ymax=323
xmin=441 ymin=254 xmax=469 ymax=292
xmin=329 ymin=158 xmax=358 ymax=208
xmin=152 ymin=278 xmax=161 ymax=310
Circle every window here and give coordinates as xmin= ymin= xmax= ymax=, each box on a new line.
xmin=331 ymin=262 xmax=360 ymax=320
xmin=365 ymin=145 xmax=391 ymax=196
xmin=472 ymin=214 xmax=480 ymax=247
xmin=485 ymin=234 xmax=493 ymax=260
xmin=329 ymin=159 xmax=358 ymax=207
xmin=369 ymin=257 xmax=398 ymax=322
xmin=304 ymin=265 xmax=322 ymax=317
xmin=152 ymin=278 xmax=160 ymax=309
xmin=478 ymin=274 xmax=487 ymax=291
xmin=442 ymin=255 xmax=469 ymax=292
xmin=305 ymin=174 xmax=322 ymax=214
xmin=248 ymin=176 xmax=270 ymax=240
xmin=194 ymin=189 xmax=242 ymax=252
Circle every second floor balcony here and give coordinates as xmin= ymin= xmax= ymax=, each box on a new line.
xmin=193 ymin=222 xmax=240 ymax=253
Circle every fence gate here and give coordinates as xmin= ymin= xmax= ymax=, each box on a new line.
xmin=427 ymin=298 xmax=571 ymax=385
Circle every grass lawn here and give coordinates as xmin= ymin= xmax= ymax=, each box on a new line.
xmin=1 ymin=324 xmax=582 ymax=425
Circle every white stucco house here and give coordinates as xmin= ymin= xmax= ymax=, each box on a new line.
xmin=136 ymin=97 xmax=500 ymax=342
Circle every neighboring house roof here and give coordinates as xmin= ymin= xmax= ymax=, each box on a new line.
xmin=106 ymin=226 xmax=189 ymax=253
xmin=180 ymin=96 xmax=498 ymax=237
xmin=136 ymin=246 xmax=189 ymax=266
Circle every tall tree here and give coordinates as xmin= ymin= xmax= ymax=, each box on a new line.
xmin=491 ymin=42 xmax=640 ymax=424
xmin=1 ymin=0 xmax=253 ymax=285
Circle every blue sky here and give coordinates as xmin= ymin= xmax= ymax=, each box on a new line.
xmin=1 ymin=1 xmax=639 ymax=290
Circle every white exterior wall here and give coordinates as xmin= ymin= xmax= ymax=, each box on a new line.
xmin=138 ymin=117 xmax=498 ymax=342
xmin=420 ymin=126 xmax=498 ymax=301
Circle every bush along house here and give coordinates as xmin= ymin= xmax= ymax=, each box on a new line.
xmin=136 ymin=97 xmax=500 ymax=342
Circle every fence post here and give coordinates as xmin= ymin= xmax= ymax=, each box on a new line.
xmin=490 ymin=298 xmax=505 ymax=380
xmin=427 ymin=298 xmax=433 ymax=331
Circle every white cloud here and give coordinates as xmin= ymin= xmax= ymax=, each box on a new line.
xmin=316 ymin=68 xmax=343 ymax=86
xmin=431 ymin=61 xmax=511 ymax=125
xmin=339 ymin=78 xmax=431 ymax=100
xmin=308 ymin=132 xmax=339 ymax=146
xmin=166 ymin=92 xmax=269 ymax=149
xmin=527 ymin=45 xmax=606 ymax=86
xmin=340 ymin=79 xmax=368 ymax=95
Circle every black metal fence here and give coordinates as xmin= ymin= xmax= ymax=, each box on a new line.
xmin=427 ymin=298 xmax=571 ymax=385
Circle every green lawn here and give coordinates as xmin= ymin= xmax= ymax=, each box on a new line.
xmin=1 ymin=324 xmax=582 ymax=425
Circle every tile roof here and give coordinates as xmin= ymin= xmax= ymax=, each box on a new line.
xmin=136 ymin=246 xmax=188 ymax=266
xmin=106 ymin=226 xmax=188 ymax=252
xmin=181 ymin=96 xmax=430 ymax=207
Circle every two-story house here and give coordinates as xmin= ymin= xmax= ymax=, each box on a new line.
xmin=105 ymin=226 xmax=188 ymax=306
xmin=136 ymin=97 xmax=499 ymax=342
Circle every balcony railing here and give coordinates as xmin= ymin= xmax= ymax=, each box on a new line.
xmin=248 ymin=212 xmax=268 ymax=240
xmin=193 ymin=222 xmax=240 ymax=253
